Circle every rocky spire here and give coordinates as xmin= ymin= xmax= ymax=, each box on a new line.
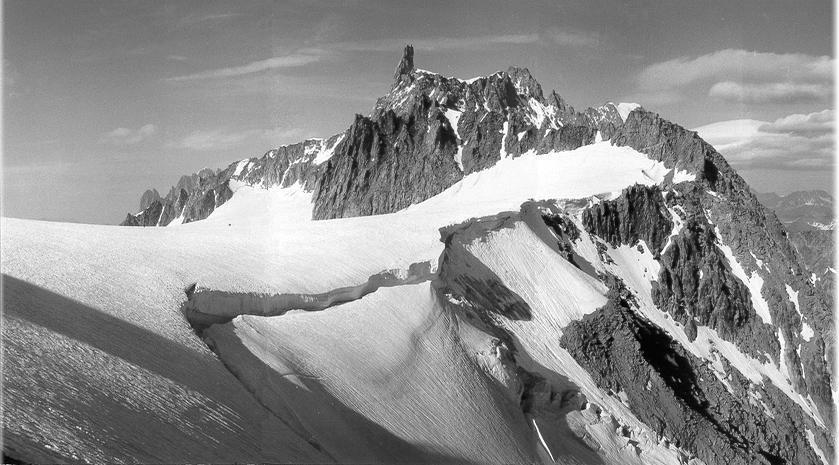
xmin=393 ymin=44 xmax=414 ymax=85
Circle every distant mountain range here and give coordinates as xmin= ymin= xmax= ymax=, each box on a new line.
xmin=757 ymin=190 xmax=834 ymax=232
xmin=757 ymin=190 xmax=835 ymax=298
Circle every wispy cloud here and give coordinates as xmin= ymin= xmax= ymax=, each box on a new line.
xmin=760 ymin=109 xmax=833 ymax=136
xmin=637 ymin=49 xmax=833 ymax=105
xmin=316 ymin=29 xmax=599 ymax=53
xmin=540 ymin=27 xmax=601 ymax=48
xmin=168 ymin=127 xmax=309 ymax=151
xmin=695 ymin=109 xmax=834 ymax=170
xmin=321 ymin=34 xmax=540 ymax=53
xmin=708 ymin=81 xmax=829 ymax=104
xmin=177 ymin=12 xmax=244 ymax=28
xmin=166 ymin=53 xmax=324 ymax=81
xmin=165 ymin=28 xmax=601 ymax=83
xmin=99 ymin=124 xmax=157 ymax=145
xmin=168 ymin=129 xmax=259 ymax=151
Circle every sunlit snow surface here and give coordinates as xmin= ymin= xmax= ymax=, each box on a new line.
xmin=0 ymin=141 xmax=767 ymax=463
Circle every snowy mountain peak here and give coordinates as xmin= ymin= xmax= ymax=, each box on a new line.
xmin=120 ymin=49 xmax=715 ymax=226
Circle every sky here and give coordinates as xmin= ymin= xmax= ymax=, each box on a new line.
xmin=2 ymin=0 xmax=835 ymax=224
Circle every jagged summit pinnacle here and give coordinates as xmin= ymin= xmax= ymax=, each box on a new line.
xmin=393 ymin=44 xmax=414 ymax=84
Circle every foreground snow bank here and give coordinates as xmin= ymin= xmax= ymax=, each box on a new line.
xmin=204 ymin=283 xmax=539 ymax=463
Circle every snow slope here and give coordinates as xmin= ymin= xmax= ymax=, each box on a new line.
xmin=1 ymin=141 xmax=709 ymax=462
xmin=2 ymin=272 xmax=326 ymax=463
xmin=461 ymin=221 xmax=696 ymax=464
xmin=205 ymin=283 xmax=539 ymax=463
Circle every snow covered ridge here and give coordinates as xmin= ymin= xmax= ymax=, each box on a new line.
xmin=4 ymin=132 xmax=835 ymax=463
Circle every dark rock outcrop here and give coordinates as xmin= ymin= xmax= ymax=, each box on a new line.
xmin=584 ymin=103 xmax=624 ymax=140
xmin=311 ymin=106 xmax=462 ymax=219
xmin=139 ymin=188 xmax=161 ymax=211
xmin=699 ymin=181 xmax=834 ymax=424
xmin=581 ymin=184 xmax=673 ymax=253
xmin=652 ymin=209 xmax=778 ymax=358
xmin=121 ymin=199 xmax=164 ymax=227
xmin=393 ymin=44 xmax=414 ymax=84
xmin=561 ymin=282 xmax=827 ymax=465
xmin=579 ymin=182 xmax=780 ymax=360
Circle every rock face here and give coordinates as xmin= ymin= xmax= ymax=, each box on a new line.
xmin=596 ymin=107 xmax=834 ymax=428
xmin=121 ymin=199 xmax=163 ymax=227
xmin=311 ymin=107 xmax=462 ymax=219
xmin=652 ymin=209 xmax=777 ymax=356
xmin=561 ymin=282 xmax=826 ymax=465
xmin=580 ymin=178 xmax=835 ymax=430
xmin=792 ymin=230 xmax=835 ymax=287
xmin=582 ymin=184 xmax=673 ymax=253
xmin=139 ymin=189 xmax=161 ymax=211
xmin=393 ymin=44 xmax=414 ymax=84
xmin=581 ymin=183 xmax=779 ymax=357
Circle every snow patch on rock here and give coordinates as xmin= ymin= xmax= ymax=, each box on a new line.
xmin=598 ymin=234 xmax=825 ymax=428
xmin=313 ymin=133 xmax=345 ymax=165
xmin=443 ymin=108 xmax=465 ymax=171
xmin=499 ymin=121 xmax=510 ymax=159
xmin=232 ymin=159 xmax=250 ymax=177
xmin=807 ymin=428 xmax=829 ymax=465
xmin=786 ymin=284 xmax=813 ymax=342
xmin=672 ymin=169 xmax=695 ymax=183
xmin=615 ymin=102 xmax=640 ymax=122
xmin=714 ymin=229 xmax=772 ymax=325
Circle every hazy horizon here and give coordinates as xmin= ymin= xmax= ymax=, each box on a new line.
xmin=3 ymin=0 xmax=834 ymax=224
